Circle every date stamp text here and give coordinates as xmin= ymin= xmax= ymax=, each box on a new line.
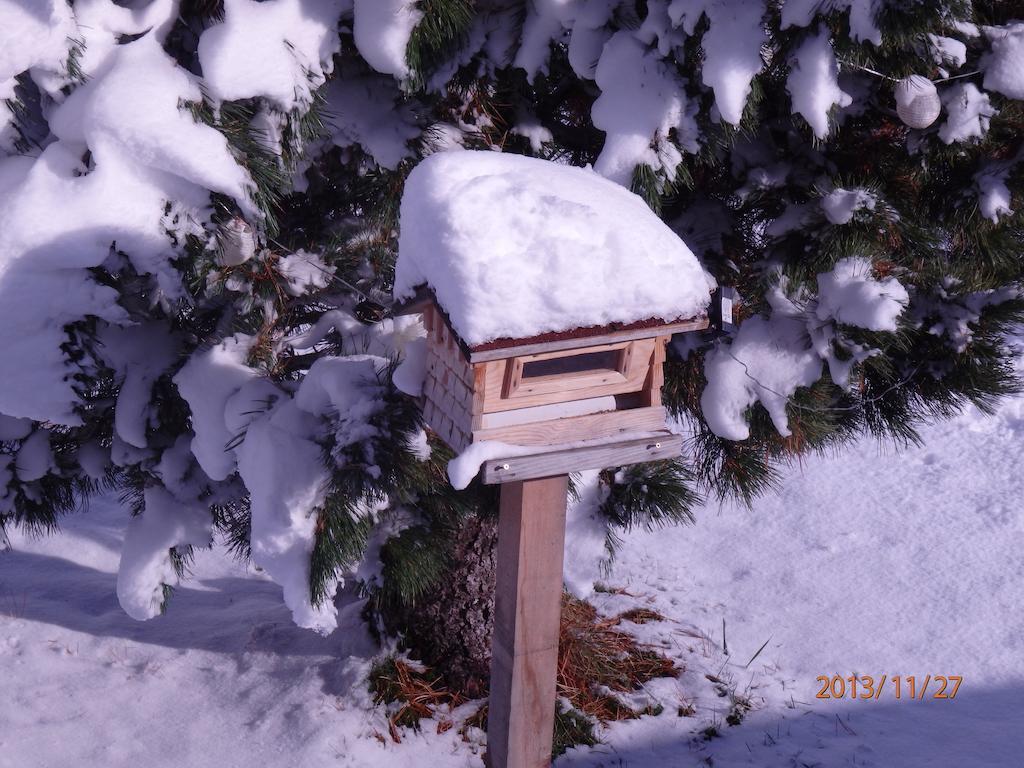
xmin=815 ymin=675 xmax=962 ymax=701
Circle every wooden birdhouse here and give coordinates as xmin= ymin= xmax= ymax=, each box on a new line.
xmin=395 ymin=288 xmax=708 ymax=484
xmin=390 ymin=151 xmax=718 ymax=487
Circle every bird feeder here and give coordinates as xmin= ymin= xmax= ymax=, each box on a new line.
xmin=395 ymin=289 xmax=709 ymax=768
xmin=395 ymin=288 xmax=708 ymax=483
xmin=392 ymin=151 xmax=715 ymax=768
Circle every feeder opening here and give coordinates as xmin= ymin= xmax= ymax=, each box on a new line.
xmin=521 ymin=349 xmax=623 ymax=379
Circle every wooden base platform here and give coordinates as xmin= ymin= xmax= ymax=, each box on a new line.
xmin=480 ymin=430 xmax=683 ymax=484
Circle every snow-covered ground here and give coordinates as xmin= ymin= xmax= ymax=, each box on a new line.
xmin=575 ymin=395 xmax=1024 ymax=767
xmin=3 ymin=379 xmax=1024 ymax=767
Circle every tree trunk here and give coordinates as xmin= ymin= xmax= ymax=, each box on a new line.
xmin=385 ymin=512 xmax=498 ymax=697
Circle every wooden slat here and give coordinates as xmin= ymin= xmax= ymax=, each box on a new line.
xmin=454 ymin=424 xmax=468 ymax=451
xmin=428 ymin=348 xmax=471 ymax=393
xmin=642 ymin=336 xmax=668 ymax=407
xmin=510 ymin=339 xmax=633 ymax=366
xmin=456 ymin=377 xmax=476 ymax=415
xmin=454 ymin=395 xmax=471 ymax=431
xmin=424 ymin=351 xmax=474 ymax=452
xmin=472 ymin=406 xmax=667 ymax=447
xmin=470 ymin=365 xmax=487 ymax=430
xmin=480 ymin=360 xmax=505 ymax=412
xmin=468 ymin=317 xmax=709 ymax=363
xmin=620 ymin=340 xmax=635 ymax=372
xmin=481 ymin=432 xmax=682 ymax=484
xmin=450 ymin=349 xmax=474 ymax=389
xmin=455 ymin=345 xmax=474 ymax=386
xmin=502 ymin=357 xmax=523 ymax=398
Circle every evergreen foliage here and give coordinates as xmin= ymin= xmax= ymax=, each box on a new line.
xmin=1 ymin=0 xmax=1022 ymax=669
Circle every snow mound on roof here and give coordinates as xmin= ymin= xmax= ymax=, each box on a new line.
xmin=394 ymin=151 xmax=715 ymax=346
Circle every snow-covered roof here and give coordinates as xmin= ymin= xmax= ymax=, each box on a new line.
xmin=394 ymin=151 xmax=715 ymax=347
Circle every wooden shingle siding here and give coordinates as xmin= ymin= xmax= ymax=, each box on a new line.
xmin=421 ymin=305 xmax=473 ymax=451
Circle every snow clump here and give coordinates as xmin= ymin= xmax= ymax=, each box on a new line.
xmin=198 ymin=0 xmax=347 ymax=111
xmin=591 ymin=31 xmax=698 ymax=185
xmin=982 ymin=22 xmax=1024 ymax=100
xmin=394 ymin=151 xmax=715 ymax=347
xmin=786 ymin=30 xmax=852 ymax=139
xmin=702 ymin=260 xmax=908 ymax=440
xmin=821 ymin=187 xmax=876 ymax=225
xmin=976 ymin=168 xmax=1013 ymax=223
xmin=939 ymin=83 xmax=996 ymax=144
xmin=816 ymin=257 xmax=908 ymax=333
xmin=353 ymin=0 xmax=422 ymax=79
xmin=0 ymin=0 xmax=77 ymax=99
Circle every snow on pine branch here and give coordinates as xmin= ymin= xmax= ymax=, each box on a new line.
xmin=910 ymin=282 xmax=1022 ymax=355
xmin=981 ymin=22 xmax=1024 ymax=100
xmin=177 ymin=343 xmax=399 ymax=632
xmin=198 ymin=0 xmax=346 ymax=111
xmin=782 ymin=0 xmax=882 ymax=45
xmin=786 ymin=31 xmax=852 ymax=140
xmin=353 ymin=0 xmax=422 ymax=80
xmin=1 ymin=0 xmax=1024 ymax=637
xmin=0 ymin=35 xmax=254 ymax=424
xmin=702 ymin=259 xmax=909 ymax=441
xmin=324 ymin=69 xmax=419 ymax=170
xmin=591 ymin=31 xmax=699 ymax=186
xmin=0 ymin=0 xmax=77 ymax=100
xmin=117 ymin=486 xmax=213 ymax=621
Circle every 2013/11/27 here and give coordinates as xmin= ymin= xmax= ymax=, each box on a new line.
xmin=815 ymin=674 xmax=963 ymax=700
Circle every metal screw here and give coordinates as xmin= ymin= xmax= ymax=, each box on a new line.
xmin=502 ymin=463 xmax=510 ymax=470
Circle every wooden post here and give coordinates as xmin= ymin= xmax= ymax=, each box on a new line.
xmin=486 ymin=475 xmax=568 ymax=768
